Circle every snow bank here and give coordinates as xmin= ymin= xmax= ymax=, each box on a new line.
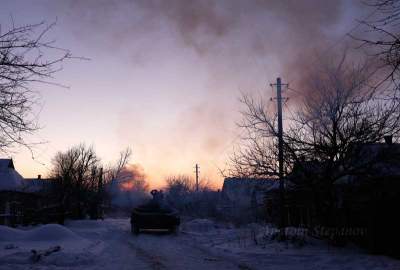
xmin=0 ymin=224 xmax=83 ymax=242
xmin=0 ymin=223 xmax=95 ymax=267
xmin=0 ymin=226 xmax=22 ymax=241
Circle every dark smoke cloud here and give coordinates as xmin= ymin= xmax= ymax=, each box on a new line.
xmin=47 ymin=0 xmax=350 ymax=62
xmin=145 ymin=0 xmax=342 ymax=56
xmin=118 ymin=164 xmax=147 ymax=186
xmin=45 ymin=0 xmax=369 ymax=94
xmin=44 ymin=0 xmax=368 ymax=183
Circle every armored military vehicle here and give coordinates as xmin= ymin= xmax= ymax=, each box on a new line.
xmin=130 ymin=190 xmax=180 ymax=234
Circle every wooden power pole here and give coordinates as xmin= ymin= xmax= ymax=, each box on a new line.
xmin=271 ymin=77 xmax=287 ymax=238
xmin=195 ymin=164 xmax=200 ymax=192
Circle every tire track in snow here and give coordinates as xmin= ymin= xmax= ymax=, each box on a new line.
xmin=133 ymin=246 xmax=167 ymax=270
xmin=127 ymin=232 xmax=253 ymax=270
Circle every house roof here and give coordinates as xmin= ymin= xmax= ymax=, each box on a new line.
xmin=347 ymin=142 xmax=400 ymax=177
xmin=221 ymin=177 xmax=277 ymax=206
xmin=0 ymin=159 xmax=24 ymax=191
xmin=22 ymin=178 xmax=54 ymax=193
xmin=0 ymin=159 xmax=15 ymax=170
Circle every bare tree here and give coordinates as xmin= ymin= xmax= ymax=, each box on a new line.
xmin=165 ymin=175 xmax=194 ymax=194
xmin=354 ymin=0 xmax=400 ymax=86
xmin=287 ymin=56 xmax=400 ymax=178
xmin=0 ymin=21 xmax=73 ymax=152
xmin=227 ymin=109 xmax=280 ymax=178
xmin=227 ymin=92 xmax=292 ymax=179
xmin=104 ymin=147 xmax=132 ymax=183
xmin=51 ymin=144 xmax=101 ymax=219
xmin=50 ymin=145 xmax=134 ymax=219
xmin=229 ymin=53 xmax=400 ymax=225
xmin=231 ymin=53 xmax=400 ymax=178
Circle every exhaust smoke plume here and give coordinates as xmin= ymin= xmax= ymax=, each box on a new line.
xmin=108 ymin=164 xmax=150 ymax=209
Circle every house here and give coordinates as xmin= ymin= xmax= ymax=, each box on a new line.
xmin=0 ymin=159 xmax=58 ymax=226
xmin=278 ymin=137 xmax=400 ymax=254
xmin=23 ymin=174 xmax=54 ymax=194
xmin=261 ymin=177 xmax=313 ymax=227
xmin=331 ymin=139 xmax=400 ymax=254
xmin=0 ymin=159 xmax=39 ymax=226
xmin=218 ymin=177 xmax=276 ymax=223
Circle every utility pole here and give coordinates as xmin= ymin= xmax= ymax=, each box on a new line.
xmin=195 ymin=164 xmax=200 ymax=192
xmin=271 ymin=77 xmax=287 ymax=239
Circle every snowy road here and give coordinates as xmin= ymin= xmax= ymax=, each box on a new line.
xmin=64 ymin=219 xmax=400 ymax=270
xmin=129 ymin=233 xmax=253 ymax=270
xmin=85 ymin=219 xmax=252 ymax=270
xmin=1 ymin=218 xmax=400 ymax=269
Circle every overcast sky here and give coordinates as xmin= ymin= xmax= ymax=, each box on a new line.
xmin=1 ymin=0 xmax=370 ymax=188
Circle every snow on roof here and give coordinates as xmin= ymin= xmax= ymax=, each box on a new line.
xmin=0 ymin=159 xmax=24 ymax=191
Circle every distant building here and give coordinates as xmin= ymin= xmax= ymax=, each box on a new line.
xmin=218 ymin=177 xmax=277 ymax=223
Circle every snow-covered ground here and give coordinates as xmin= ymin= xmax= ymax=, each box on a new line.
xmin=1 ymin=218 xmax=399 ymax=270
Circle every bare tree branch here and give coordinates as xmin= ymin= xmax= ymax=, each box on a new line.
xmin=352 ymin=0 xmax=400 ymax=87
xmin=0 ymin=21 xmax=76 ymax=153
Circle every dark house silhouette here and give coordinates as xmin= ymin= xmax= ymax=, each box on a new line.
xmin=276 ymin=138 xmax=400 ymax=255
xmin=0 ymin=159 xmax=56 ymax=226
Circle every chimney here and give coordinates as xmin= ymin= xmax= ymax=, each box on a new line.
xmin=384 ymin=135 xmax=393 ymax=145
xmin=37 ymin=174 xmax=41 ymax=179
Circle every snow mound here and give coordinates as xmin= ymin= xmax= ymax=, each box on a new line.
xmin=0 ymin=226 xmax=21 ymax=241
xmin=181 ymin=219 xmax=218 ymax=233
xmin=0 ymin=224 xmax=82 ymax=242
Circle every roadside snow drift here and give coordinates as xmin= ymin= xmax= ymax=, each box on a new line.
xmin=181 ymin=219 xmax=218 ymax=233
xmin=0 ymin=224 xmax=84 ymax=242
xmin=0 ymin=223 xmax=94 ymax=268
